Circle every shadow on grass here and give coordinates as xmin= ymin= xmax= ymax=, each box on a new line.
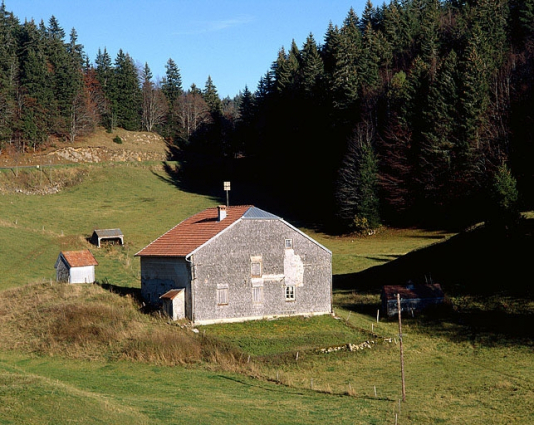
xmin=94 ymin=280 xmax=158 ymax=312
xmin=333 ymin=218 xmax=534 ymax=346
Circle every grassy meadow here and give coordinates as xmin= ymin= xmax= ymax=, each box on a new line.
xmin=0 ymin=155 xmax=533 ymax=424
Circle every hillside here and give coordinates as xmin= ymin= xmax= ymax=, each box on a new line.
xmin=0 ymin=151 xmax=532 ymax=423
xmin=0 ymin=127 xmax=169 ymax=168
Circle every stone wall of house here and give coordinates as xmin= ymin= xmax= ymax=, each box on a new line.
xmin=190 ymin=218 xmax=332 ymax=324
xmin=140 ymin=257 xmax=192 ymax=318
xmin=56 ymin=258 xmax=70 ymax=282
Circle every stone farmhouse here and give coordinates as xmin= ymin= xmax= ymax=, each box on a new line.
xmin=55 ymin=249 xmax=98 ymax=283
xmin=135 ymin=205 xmax=332 ymax=325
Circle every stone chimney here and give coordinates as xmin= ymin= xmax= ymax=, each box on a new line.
xmin=218 ymin=205 xmax=227 ymax=221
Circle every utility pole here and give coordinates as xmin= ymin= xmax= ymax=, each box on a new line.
xmin=397 ymin=293 xmax=406 ymax=402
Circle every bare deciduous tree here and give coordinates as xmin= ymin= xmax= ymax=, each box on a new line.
xmin=141 ymin=79 xmax=168 ymax=132
xmin=176 ymin=91 xmax=211 ymax=138
xmin=68 ymin=68 xmax=105 ymax=143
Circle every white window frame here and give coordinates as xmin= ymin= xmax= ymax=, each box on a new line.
xmin=285 ymin=285 xmax=296 ymax=301
xmin=217 ymin=287 xmax=228 ymax=305
xmin=285 ymin=238 xmax=293 ymax=249
xmin=250 ymin=256 xmax=262 ymax=278
xmin=252 ymin=286 xmax=263 ymax=304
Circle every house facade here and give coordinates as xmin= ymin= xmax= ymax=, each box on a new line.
xmin=135 ymin=205 xmax=332 ymax=325
xmin=55 ymin=250 xmax=98 ymax=283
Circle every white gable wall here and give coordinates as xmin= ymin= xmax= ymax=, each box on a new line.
xmin=69 ymin=265 xmax=96 ymax=283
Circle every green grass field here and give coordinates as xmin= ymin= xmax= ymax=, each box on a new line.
xmin=0 ymin=160 xmax=532 ymax=424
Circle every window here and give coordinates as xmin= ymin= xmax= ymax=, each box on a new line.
xmin=285 ymin=238 xmax=293 ymax=249
xmin=252 ymin=286 xmax=263 ymax=303
xmin=217 ymin=287 xmax=228 ymax=305
xmin=285 ymin=285 xmax=296 ymax=301
xmin=251 ymin=256 xmax=262 ymax=277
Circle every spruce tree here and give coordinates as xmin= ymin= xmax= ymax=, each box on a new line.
xmin=330 ymin=9 xmax=361 ymax=114
xmin=18 ymin=20 xmax=51 ymax=147
xmin=486 ymin=163 xmax=521 ymax=231
xmin=335 ymin=124 xmax=380 ymax=233
xmin=113 ymin=49 xmax=141 ymax=130
xmin=202 ymin=75 xmax=222 ymax=116
xmin=298 ymin=33 xmax=323 ymax=98
xmin=419 ymin=50 xmax=459 ymax=211
xmin=94 ymin=48 xmax=114 ymax=130
xmin=0 ymin=3 xmax=19 ymax=145
xmin=162 ymin=58 xmax=182 ymax=105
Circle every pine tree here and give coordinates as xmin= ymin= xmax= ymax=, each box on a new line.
xmin=419 ymin=50 xmax=460 ymax=210
xmin=272 ymin=42 xmax=299 ymax=97
xmin=161 ymin=58 xmax=182 ymax=105
xmin=330 ymin=9 xmax=361 ymax=113
xmin=335 ymin=123 xmax=381 ymax=233
xmin=94 ymin=48 xmax=114 ymax=130
xmin=378 ymin=69 xmax=415 ymax=223
xmin=202 ymin=75 xmax=222 ymax=116
xmin=518 ymin=0 xmax=534 ymax=41
xmin=235 ymin=85 xmax=255 ymax=154
xmin=298 ymin=33 xmax=323 ymax=98
xmin=359 ymin=22 xmax=383 ymax=93
xmin=0 ymin=3 xmax=19 ymax=145
xmin=360 ymin=0 xmax=379 ymax=32
xmin=18 ymin=20 xmax=51 ymax=147
xmin=486 ymin=163 xmax=521 ymax=231
xmin=112 ymin=49 xmax=141 ymax=130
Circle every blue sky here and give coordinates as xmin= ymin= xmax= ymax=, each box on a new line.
xmin=9 ymin=1 xmax=367 ymax=98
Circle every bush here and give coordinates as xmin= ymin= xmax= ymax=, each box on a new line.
xmin=113 ymin=136 xmax=123 ymax=144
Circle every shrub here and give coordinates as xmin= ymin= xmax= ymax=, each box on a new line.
xmin=113 ymin=136 xmax=123 ymax=144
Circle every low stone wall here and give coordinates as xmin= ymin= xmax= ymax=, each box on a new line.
xmin=49 ymin=146 xmax=166 ymax=163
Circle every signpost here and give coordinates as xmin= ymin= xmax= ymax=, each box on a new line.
xmin=224 ymin=181 xmax=230 ymax=206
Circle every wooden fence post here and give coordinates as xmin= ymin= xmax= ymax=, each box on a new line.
xmin=397 ymin=293 xmax=406 ymax=401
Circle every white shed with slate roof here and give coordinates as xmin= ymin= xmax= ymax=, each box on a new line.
xmin=135 ymin=205 xmax=332 ymax=325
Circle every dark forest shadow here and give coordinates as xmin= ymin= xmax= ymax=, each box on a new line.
xmin=333 ymin=218 xmax=534 ymax=345
xmin=155 ymin=152 xmax=328 ymax=231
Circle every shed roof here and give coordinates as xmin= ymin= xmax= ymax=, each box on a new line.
xmin=160 ymin=289 xmax=184 ymax=300
xmin=382 ymin=284 xmax=444 ymax=300
xmin=93 ymin=228 xmax=123 ymax=238
xmin=60 ymin=250 xmax=98 ymax=267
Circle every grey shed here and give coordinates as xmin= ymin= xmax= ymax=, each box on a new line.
xmin=91 ymin=228 xmax=124 ymax=248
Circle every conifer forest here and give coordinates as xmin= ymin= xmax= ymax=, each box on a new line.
xmin=1 ymin=1 xmax=533 ymax=233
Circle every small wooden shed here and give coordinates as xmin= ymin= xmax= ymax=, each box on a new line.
xmin=381 ymin=283 xmax=445 ymax=317
xmin=160 ymin=289 xmax=186 ymax=321
xmin=55 ymin=250 xmax=98 ymax=283
xmin=91 ymin=228 xmax=124 ymax=248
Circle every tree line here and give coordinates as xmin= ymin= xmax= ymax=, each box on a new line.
xmin=1 ymin=1 xmax=532 ymax=232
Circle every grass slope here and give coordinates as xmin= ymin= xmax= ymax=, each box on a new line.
xmin=0 ymin=140 xmax=533 ymax=424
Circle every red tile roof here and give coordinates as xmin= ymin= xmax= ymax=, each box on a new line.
xmin=160 ymin=289 xmax=184 ymax=300
xmin=382 ymin=284 xmax=444 ymax=300
xmin=61 ymin=250 xmax=98 ymax=267
xmin=136 ymin=205 xmax=253 ymax=257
